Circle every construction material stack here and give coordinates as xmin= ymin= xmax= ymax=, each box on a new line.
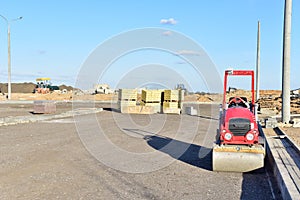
xmin=33 ymin=100 xmax=56 ymax=114
xmin=34 ymin=78 xmax=59 ymax=94
xmin=163 ymin=90 xmax=181 ymax=114
xmin=185 ymin=107 xmax=197 ymax=116
xmin=213 ymin=69 xmax=265 ymax=172
xmin=141 ymin=90 xmax=162 ymax=113
xmin=118 ymin=89 xmax=137 ymax=113
xmin=178 ymin=89 xmax=185 ymax=110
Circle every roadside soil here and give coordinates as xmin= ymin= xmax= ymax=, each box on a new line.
xmin=1 ymin=90 xmax=299 ymax=151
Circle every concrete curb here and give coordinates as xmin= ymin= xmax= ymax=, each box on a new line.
xmin=265 ymin=138 xmax=292 ymax=200
xmin=265 ymin=133 xmax=300 ymax=200
xmin=0 ymin=108 xmax=103 ymax=127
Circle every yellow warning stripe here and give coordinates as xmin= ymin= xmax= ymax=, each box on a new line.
xmin=213 ymin=146 xmax=265 ymax=154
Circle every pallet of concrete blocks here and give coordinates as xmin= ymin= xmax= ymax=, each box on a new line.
xmin=141 ymin=89 xmax=163 ymax=102
xmin=162 ymin=102 xmax=181 ymax=114
xmin=163 ymin=102 xmax=178 ymax=109
xmin=141 ymin=90 xmax=163 ymax=113
xmin=118 ymin=89 xmax=137 ymax=113
xmin=164 ymin=90 xmax=179 ymax=101
xmin=119 ymin=101 xmax=138 ymax=113
xmin=185 ymin=106 xmax=198 ymax=116
xmin=140 ymin=101 xmax=161 ymax=113
xmin=121 ymin=105 xmax=155 ymax=114
xmin=178 ymin=90 xmax=185 ymax=109
xmin=292 ymin=118 xmax=300 ymax=128
xmin=163 ymin=107 xmax=181 ymax=115
xmin=163 ymin=90 xmax=181 ymax=114
xmin=265 ymin=118 xmax=278 ymax=128
xmin=118 ymin=89 xmax=138 ymax=101
xmin=33 ymin=100 xmax=56 ymax=114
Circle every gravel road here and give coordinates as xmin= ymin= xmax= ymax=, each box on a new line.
xmin=0 ymin=103 xmax=281 ymax=199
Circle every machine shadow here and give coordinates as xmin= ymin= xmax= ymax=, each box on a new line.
xmin=240 ymin=161 xmax=280 ymax=200
xmin=198 ymin=115 xmax=219 ymax=121
xmin=144 ymin=135 xmax=212 ymax=171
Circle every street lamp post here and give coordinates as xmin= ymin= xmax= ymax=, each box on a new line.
xmin=0 ymin=15 xmax=22 ymax=100
xmin=282 ymin=0 xmax=292 ymax=124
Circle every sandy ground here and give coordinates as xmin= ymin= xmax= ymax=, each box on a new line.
xmin=0 ymin=103 xmax=280 ymax=200
xmin=1 ymin=91 xmax=298 ymax=146
xmin=0 ymin=92 xmax=221 ymax=102
xmin=280 ymin=127 xmax=300 ymax=147
xmin=261 ymin=124 xmax=300 ymax=148
xmin=259 ymin=110 xmax=300 ymax=147
xmin=0 ymin=93 xmax=116 ymax=101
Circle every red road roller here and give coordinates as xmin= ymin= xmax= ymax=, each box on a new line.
xmin=213 ymin=69 xmax=265 ymax=172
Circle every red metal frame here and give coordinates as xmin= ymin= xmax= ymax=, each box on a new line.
xmin=223 ymin=70 xmax=255 ymax=111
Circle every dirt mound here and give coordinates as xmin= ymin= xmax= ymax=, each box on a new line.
xmin=0 ymin=83 xmax=74 ymax=93
xmin=228 ymin=89 xmax=252 ymax=100
xmin=184 ymin=94 xmax=214 ymax=102
xmin=197 ymin=95 xmax=214 ymax=102
xmin=260 ymin=90 xmax=281 ymax=96
xmin=0 ymin=83 xmax=36 ymax=93
xmin=59 ymin=84 xmax=74 ymax=91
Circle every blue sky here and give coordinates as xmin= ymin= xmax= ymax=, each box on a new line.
xmin=0 ymin=0 xmax=299 ymax=91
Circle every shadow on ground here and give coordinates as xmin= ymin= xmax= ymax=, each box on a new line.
xmin=123 ymin=125 xmax=280 ymax=199
xmin=144 ymin=135 xmax=212 ymax=171
xmin=103 ymin=107 xmax=120 ymax=113
xmin=198 ymin=115 xmax=219 ymax=121
xmin=240 ymin=155 xmax=282 ymax=200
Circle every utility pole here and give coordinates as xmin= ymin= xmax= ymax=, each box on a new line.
xmin=0 ymin=15 xmax=22 ymax=100
xmin=282 ymin=0 xmax=292 ymax=123
xmin=256 ymin=21 xmax=260 ymax=101
xmin=8 ymin=23 xmax=11 ymax=99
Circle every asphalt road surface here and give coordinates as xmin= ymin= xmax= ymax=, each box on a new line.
xmin=0 ymin=103 xmax=281 ymax=199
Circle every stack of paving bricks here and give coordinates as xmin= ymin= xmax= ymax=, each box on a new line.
xmin=292 ymin=118 xmax=300 ymax=127
xmin=118 ymin=89 xmax=137 ymax=113
xmin=178 ymin=89 xmax=185 ymax=110
xmin=185 ymin=106 xmax=197 ymax=116
xmin=163 ymin=90 xmax=181 ymax=114
xmin=265 ymin=117 xmax=278 ymax=128
xmin=141 ymin=89 xmax=162 ymax=113
xmin=33 ymin=100 xmax=56 ymax=114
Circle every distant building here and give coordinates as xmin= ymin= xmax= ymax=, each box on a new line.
xmin=94 ymin=84 xmax=115 ymax=94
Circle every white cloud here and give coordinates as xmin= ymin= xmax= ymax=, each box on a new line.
xmin=160 ymin=18 xmax=177 ymax=25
